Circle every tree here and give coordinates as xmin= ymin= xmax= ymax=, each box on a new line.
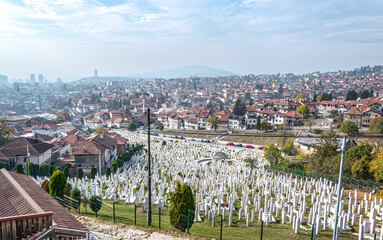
xmin=39 ymin=163 xmax=50 ymax=177
xmin=278 ymin=84 xmax=284 ymax=94
xmin=370 ymin=151 xmax=383 ymax=182
xmin=105 ymin=167 xmax=111 ymax=177
xmin=0 ymin=117 xmax=14 ymax=146
xmin=316 ymin=95 xmax=323 ymax=102
xmin=16 ymin=164 xmax=24 ymax=174
xmin=0 ymin=162 xmax=9 ymax=170
xmin=77 ymin=168 xmax=84 ymax=179
xmin=95 ymin=127 xmax=109 ymax=134
xmin=297 ymin=105 xmax=309 ymax=120
xmin=207 ymin=114 xmax=220 ymax=131
xmin=256 ymin=116 xmax=261 ymax=130
xmin=169 ymin=182 xmax=195 ymax=232
xmin=263 ymin=143 xmax=285 ymax=166
xmin=329 ymin=110 xmax=338 ymax=118
xmin=282 ymin=139 xmax=295 ymax=156
xmin=233 ymin=99 xmax=246 ymax=116
xmin=295 ymin=93 xmax=307 ymax=101
xmin=90 ymin=167 xmax=97 ymax=179
xmin=49 ymin=165 xmax=55 ymax=176
xmin=49 ymin=170 xmax=66 ymax=198
xmin=41 ymin=179 xmax=50 ymax=193
xmin=346 ymin=89 xmax=358 ymax=101
xmin=339 ymin=121 xmax=359 ymax=134
xmin=70 ymin=188 xmax=81 ymax=211
xmin=63 ymin=183 xmax=72 ymax=196
xmin=89 ymin=196 xmax=102 ymax=217
xmin=111 ymin=161 xmax=118 ymax=173
xmin=351 ymin=155 xmax=373 ymax=179
xmin=260 ymin=120 xmax=272 ymax=131
xmin=369 ymin=116 xmax=383 ymax=134
xmin=81 ymin=197 xmax=89 ymax=213
xmin=63 ymin=166 xmax=70 ymax=179
xmin=158 ymin=122 xmax=164 ymax=132
xmin=127 ymin=122 xmax=137 ymax=132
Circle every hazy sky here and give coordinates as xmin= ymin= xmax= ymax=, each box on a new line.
xmin=1 ymin=0 xmax=383 ymax=81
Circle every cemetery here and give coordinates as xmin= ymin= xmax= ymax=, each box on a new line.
xmin=33 ymin=130 xmax=383 ymax=239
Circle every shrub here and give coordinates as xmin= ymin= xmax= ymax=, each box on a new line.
xmin=39 ymin=163 xmax=50 ymax=177
xmin=170 ymin=182 xmax=195 ymax=232
xmin=16 ymin=164 xmax=24 ymax=174
xmin=49 ymin=170 xmax=66 ymax=198
xmin=64 ymin=166 xmax=69 ymax=179
xmin=63 ymin=183 xmax=72 ymax=196
xmin=40 ymin=179 xmax=50 ymax=193
xmin=49 ymin=165 xmax=54 ymax=176
xmin=77 ymin=168 xmax=84 ymax=179
xmin=339 ymin=121 xmax=359 ymax=134
xmin=89 ymin=196 xmax=102 ymax=217
xmin=282 ymin=139 xmax=295 ymax=156
xmin=0 ymin=162 xmax=9 ymax=170
xmin=105 ymin=167 xmax=111 ymax=177
xmin=81 ymin=197 xmax=89 ymax=213
xmin=33 ymin=163 xmax=39 ymax=177
xmin=264 ymin=143 xmax=285 ymax=166
xmin=312 ymin=129 xmax=323 ymax=134
xmin=111 ymin=161 xmax=118 ymax=173
xmin=90 ymin=167 xmax=97 ymax=179
xmin=70 ymin=187 xmax=81 ymax=211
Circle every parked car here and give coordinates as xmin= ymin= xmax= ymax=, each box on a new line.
xmin=190 ymin=138 xmax=195 ymax=141
xmin=205 ymin=140 xmax=211 ymax=143
xmin=258 ymin=146 xmax=264 ymax=150
xmin=227 ymin=142 xmax=234 ymax=146
xmin=179 ymin=136 xmax=184 ymax=139
xmin=245 ymin=145 xmax=254 ymax=148
xmin=235 ymin=143 xmax=243 ymax=147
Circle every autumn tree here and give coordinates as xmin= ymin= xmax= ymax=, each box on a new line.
xmin=297 ymin=105 xmax=309 ymax=120
xmin=207 ymin=114 xmax=220 ymax=131
xmin=370 ymin=116 xmax=383 ymax=134
xmin=95 ymin=127 xmax=109 ymax=134
xmin=295 ymin=93 xmax=307 ymax=101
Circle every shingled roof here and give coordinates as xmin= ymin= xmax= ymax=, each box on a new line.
xmin=0 ymin=169 xmax=87 ymax=232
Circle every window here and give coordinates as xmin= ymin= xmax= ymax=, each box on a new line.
xmin=90 ymin=156 xmax=95 ymax=162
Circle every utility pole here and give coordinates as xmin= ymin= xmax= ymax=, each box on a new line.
xmin=26 ymin=145 xmax=30 ymax=176
xmin=333 ymin=135 xmax=347 ymax=240
xmin=147 ymin=108 xmax=152 ymax=226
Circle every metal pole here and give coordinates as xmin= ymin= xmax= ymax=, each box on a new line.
xmin=113 ymin=202 xmax=115 ymax=222
xmin=260 ymin=220 xmax=263 ymax=240
xmin=159 ymin=207 xmax=161 ymax=229
xmin=332 ymin=135 xmax=347 ymax=240
xmin=220 ymin=215 xmax=223 ymax=240
xmin=134 ymin=203 xmax=137 ymax=225
xmin=147 ymin=108 xmax=152 ymax=226
xmin=98 ymin=147 xmax=102 ymax=176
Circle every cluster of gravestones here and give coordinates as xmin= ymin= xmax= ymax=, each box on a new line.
xmin=32 ymin=130 xmax=383 ymax=239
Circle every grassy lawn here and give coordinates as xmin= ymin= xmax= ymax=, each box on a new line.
xmin=72 ymin=200 xmax=357 ymax=240
xmin=153 ymin=130 xmax=227 ymax=140
xmin=222 ymin=132 xmax=297 ymax=147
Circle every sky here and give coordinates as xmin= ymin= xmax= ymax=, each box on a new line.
xmin=0 ymin=0 xmax=383 ymax=81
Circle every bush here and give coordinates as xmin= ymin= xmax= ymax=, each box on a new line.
xmin=105 ymin=167 xmax=111 ymax=177
xmin=77 ymin=168 xmax=84 ymax=179
xmin=89 ymin=196 xmax=102 ymax=217
xmin=49 ymin=170 xmax=66 ymax=198
xmin=339 ymin=121 xmax=359 ymax=134
xmin=90 ymin=167 xmax=97 ymax=179
xmin=70 ymin=188 xmax=81 ymax=211
xmin=111 ymin=161 xmax=118 ymax=173
xmin=170 ymin=182 xmax=195 ymax=232
xmin=282 ymin=139 xmax=295 ymax=156
xmin=33 ymin=163 xmax=39 ymax=177
xmin=162 ymin=140 xmax=166 ymax=146
xmin=351 ymin=155 xmax=373 ymax=179
xmin=64 ymin=166 xmax=69 ymax=179
xmin=312 ymin=129 xmax=323 ymax=134
xmin=39 ymin=163 xmax=50 ymax=177
xmin=0 ymin=162 xmax=9 ymax=170
xmin=49 ymin=165 xmax=54 ymax=176
xmin=81 ymin=197 xmax=89 ymax=213
xmin=264 ymin=143 xmax=285 ymax=166
xmin=40 ymin=179 xmax=50 ymax=193
xmin=16 ymin=164 xmax=24 ymax=174
xmin=63 ymin=183 xmax=72 ymax=196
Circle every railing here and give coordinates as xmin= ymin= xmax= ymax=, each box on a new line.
xmin=0 ymin=212 xmax=53 ymax=240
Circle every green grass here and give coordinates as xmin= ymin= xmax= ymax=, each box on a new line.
xmin=72 ymin=200 xmax=357 ymax=240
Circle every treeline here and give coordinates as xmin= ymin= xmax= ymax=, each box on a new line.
xmin=110 ymin=144 xmax=144 ymax=173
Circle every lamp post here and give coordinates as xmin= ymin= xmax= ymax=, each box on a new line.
xmin=147 ymin=108 xmax=152 ymax=226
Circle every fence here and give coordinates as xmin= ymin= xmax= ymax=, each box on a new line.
xmin=54 ymin=194 xmax=358 ymax=240
xmin=267 ymin=165 xmax=383 ymax=193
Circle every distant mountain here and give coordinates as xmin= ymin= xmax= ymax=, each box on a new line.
xmin=131 ymin=65 xmax=237 ymax=79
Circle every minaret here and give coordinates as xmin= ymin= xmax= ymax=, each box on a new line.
xmin=143 ymin=99 xmax=146 ymax=113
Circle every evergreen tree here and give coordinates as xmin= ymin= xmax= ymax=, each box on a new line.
xmin=233 ymin=99 xmax=246 ymax=116
xmin=169 ymin=182 xmax=195 ymax=232
xmin=49 ymin=170 xmax=66 ymax=198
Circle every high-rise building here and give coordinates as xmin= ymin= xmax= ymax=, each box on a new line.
xmin=38 ymin=74 xmax=43 ymax=85
xmin=94 ymin=69 xmax=98 ymax=77
xmin=30 ymin=74 xmax=35 ymax=83
xmin=0 ymin=75 xmax=8 ymax=84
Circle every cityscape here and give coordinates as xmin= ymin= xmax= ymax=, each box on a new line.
xmin=1 ymin=0 xmax=383 ymax=239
